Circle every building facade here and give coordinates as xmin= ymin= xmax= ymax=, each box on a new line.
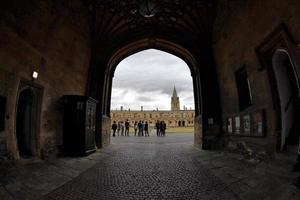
xmin=110 ymin=87 xmax=195 ymax=127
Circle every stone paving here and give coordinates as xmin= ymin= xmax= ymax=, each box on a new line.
xmin=1 ymin=132 xmax=300 ymax=200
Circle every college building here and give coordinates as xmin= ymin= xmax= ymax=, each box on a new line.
xmin=110 ymin=87 xmax=195 ymax=127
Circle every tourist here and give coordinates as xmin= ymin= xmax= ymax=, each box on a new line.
xmin=111 ymin=121 xmax=117 ymax=137
xmin=134 ymin=121 xmax=138 ymax=136
xmin=144 ymin=121 xmax=149 ymax=136
xmin=160 ymin=121 xmax=166 ymax=136
xmin=156 ymin=120 xmax=160 ymax=136
xmin=138 ymin=121 xmax=143 ymax=136
xmin=162 ymin=121 xmax=167 ymax=136
xmin=125 ymin=119 xmax=130 ymax=136
xmin=141 ymin=121 xmax=145 ymax=136
xmin=117 ymin=121 xmax=121 ymax=136
xmin=121 ymin=121 xmax=124 ymax=136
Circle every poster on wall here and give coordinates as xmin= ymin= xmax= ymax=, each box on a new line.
xmin=227 ymin=117 xmax=233 ymax=133
xmin=253 ymin=111 xmax=264 ymax=136
xmin=243 ymin=115 xmax=251 ymax=135
xmin=234 ymin=116 xmax=240 ymax=134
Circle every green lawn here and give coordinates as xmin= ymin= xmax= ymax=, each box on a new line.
xmin=165 ymin=126 xmax=194 ymax=133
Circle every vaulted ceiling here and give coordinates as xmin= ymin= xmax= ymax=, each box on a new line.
xmin=89 ymin=0 xmax=216 ymax=52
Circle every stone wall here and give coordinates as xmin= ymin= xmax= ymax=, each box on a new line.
xmin=0 ymin=0 xmax=91 ymax=159
xmin=101 ymin=115 xmax=111 ymax=147
xmin=111 ymin=110 xmax=195 ymax=128
xmin=194 ymin=115 xmax=202 ymax=146
xmin=213 ymin=0 xmax=300 ymax=154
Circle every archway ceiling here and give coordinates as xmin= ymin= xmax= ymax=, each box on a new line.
xmin=91 ymin=0 xmax=215 ymax=49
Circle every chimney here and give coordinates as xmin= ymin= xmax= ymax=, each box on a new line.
xmin=141 ymin=106 xmax=143 ymax=111
xmin=121 ymin=106 xmax=123 ymax=111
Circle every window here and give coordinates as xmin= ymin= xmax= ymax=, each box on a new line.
xmin=235 ymin=67 xmax=252 ymax=111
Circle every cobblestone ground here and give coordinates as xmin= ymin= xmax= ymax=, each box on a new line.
xmin=42 ymin=133 xmax=238 ymax=200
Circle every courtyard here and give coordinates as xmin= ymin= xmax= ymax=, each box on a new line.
xmin=0 ymin=133 xmax=299 ymax=200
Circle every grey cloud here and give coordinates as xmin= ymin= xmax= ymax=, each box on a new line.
xmin=111 ymin=49 xmax=194 ymax=110
xmin=136 ymin=96 xmax=157 ymax=102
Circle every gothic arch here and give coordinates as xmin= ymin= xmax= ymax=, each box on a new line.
xmin=87 ymin=36 xmax=222 ymax=148
xmin=103 ymin=38 xmax=202 ymax=117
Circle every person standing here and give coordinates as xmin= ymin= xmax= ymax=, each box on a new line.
xmin=117 ymin=121 xmax=121 ymax=136
xmin=144 ymin=121 xmax=149 ymax=136
xmin=162 ymin=121 xmax=167 ymax=136
xmin=138 ymin=121 xmax=142 ymax=136
xmin=125 ymin=119 xmax=130 ymax=136
xmin=134 ymin=121 xmax=138 ymax=136
xmin=141 ymin=121 xmax=145 ymax=136
xmin=121 ymin=121 xmax=124 ymax=136
xmin=111 ymin=121 xmax=117 ymax=137
xmin=160 ymin=121 xmax=166 ymax=136
xmin=155 ymin=120 xmax=160 ymax=136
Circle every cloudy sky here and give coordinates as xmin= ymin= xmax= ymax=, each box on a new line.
xmin=111 ymin=49 xmax=194 ymax=111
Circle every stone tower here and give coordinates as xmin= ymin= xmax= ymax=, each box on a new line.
xmin=171 ymin=86 xmax=180 ymax=111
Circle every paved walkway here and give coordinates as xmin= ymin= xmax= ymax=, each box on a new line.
xmin=1 ymin=133 xmax=300 ymax=199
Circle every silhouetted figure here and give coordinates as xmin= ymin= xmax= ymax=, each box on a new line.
xmin=160 ymin=121 xmax=166 ymax=136
xmin=111 ymin=121 xmax=117 ymax=137
xmin=125 ymin=119 xmax=130 ymax=136
xmin=144 ymin=121 xmax=149 ymax=136
xmin=155 ymin=120 xmax=160 ymax=136
xmin=138 ymin=121 xmax=143 ymax=136
xmin=117 ymin=122 xmax=121 ymax=136
xmin=121 ymin=121 xmax=124 ymax=136
xmin=134 ymin=121 xmax=138 ymax=136
xmin=163 ymin=121 xmax=166 ymax=136
xmin=156 ymin=120 xmax=161 ymax=136
xmin=141 ymin=121 xmax=145 ymax=136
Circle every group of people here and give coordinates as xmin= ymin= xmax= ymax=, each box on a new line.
xmin=155 ymin=120 xmax=166 ymax=136
xmin=111 ymin=120 xmax=130 ymax=137
xmin=133 ymin=121 xmax=149 ymax=136
xmin=111 ymin=120 xmax=166 ymax=137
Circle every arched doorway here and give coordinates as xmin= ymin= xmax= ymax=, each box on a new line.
xmin=103 ymin=39 xmax=203 ymax=145
xmin=87 ymin=37 xmax=222 ymax=149
xmin=178 ymin=121 xmax=181 ymax=127
xmin=16 ymin=82 xmax=42 ymax=158
xmin=272 ymin=49 xmax=300 ymax=151
xmin=16 ymin=88 xmax=35 ymax=157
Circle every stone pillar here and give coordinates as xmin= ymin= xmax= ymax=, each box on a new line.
xmin=194 ymin=115 xmax=203 ymax=146
xmin=101 ymin=115 xmax=111 ymax=147
xmin=295 ymin=138 xmax=300 ymax=171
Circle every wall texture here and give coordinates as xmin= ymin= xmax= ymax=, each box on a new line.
xmin=0 ymin=0 xmax=91 ymax=159
xmin=213 ymin=0 xmax=300 ymax=154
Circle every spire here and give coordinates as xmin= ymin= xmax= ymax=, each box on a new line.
xmin=171 ymin=85 xmax=180 ymax=111
xmin=172 ymin=85 xmax=178 ymax=97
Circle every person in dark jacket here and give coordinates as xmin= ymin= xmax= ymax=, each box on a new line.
xmin=111 ymin=121 xmax=117 ymax=137
xmin=144 ymin=121 xmax=149 ymax=136
xmin=125 ymin=119 xmax=130 ymax=136
xmin=155 ymin=120 xmax=160 ymax=136
xmin=138 ymin=121 xmax=143 ymax=136
xmin=160 ymin=121 xmax=166 ymax=136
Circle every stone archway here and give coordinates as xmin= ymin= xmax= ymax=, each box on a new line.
xmin=272 ymin=49 xmax=300 ymax=151
xmin=87 ymin=35 xmax=222 ymax=149
xmin=103 ymin=39 xmax=202 ymax=143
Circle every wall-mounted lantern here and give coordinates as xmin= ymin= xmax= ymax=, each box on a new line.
xmin=32 ymin=71 xmax=39 ymax=80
